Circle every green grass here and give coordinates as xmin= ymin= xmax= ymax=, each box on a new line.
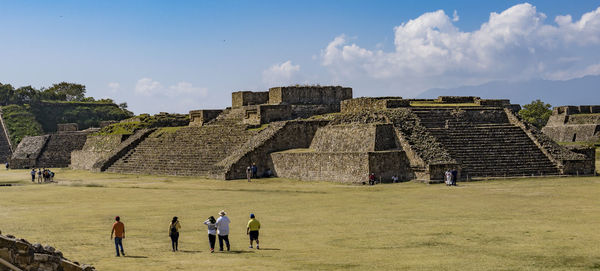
xmin=1 ymin=169 xmax=600 ymax=270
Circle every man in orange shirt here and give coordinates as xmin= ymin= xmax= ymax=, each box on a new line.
xmin=110 ymin=216 xmax=126 ymax=257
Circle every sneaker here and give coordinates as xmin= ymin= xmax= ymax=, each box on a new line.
xmin=210 ymin=249 xmax=214 ymax=253
xmin=249 ymin=246 xmax=253 ymax=249
xmin=116 ymin=254 xmax=120 ymax=257
xmin=121 ymin=251 xmax=125 ymax=256
xmin=256 ymin=245 xmax=260 ymax=250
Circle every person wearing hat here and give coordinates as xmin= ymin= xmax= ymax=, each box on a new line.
xmin=168 ymin=216 xmax=181 ymax=252
xmin=215 ymin=210 xmax=231 ymax=251
xmin=110 ymin=216 xmax=125 ymax=257
xmin=246 ymin=213 xmax=261 ymax=249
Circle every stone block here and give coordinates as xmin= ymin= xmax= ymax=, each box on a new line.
xmin=232 ymin=91 xmax=269 ymax=108
xmin=268 ymin=86 xmax=352 ymax=105
xmin=0 ymin=248 xmax=12 ymax=262
xmin=189 ymin=110 xmax=223 ymax=126
xmin=61 ymin=259 xmax=84 ymax=271
xmin=57 ymin=123 xmax=79 ymax=132
xmin=33 ymin=253 xmax=49 ymax=262
xmin=0 ymin=235 xmax=15 ymax=248
xmin=579 ymin=105 xmax=592 ymax=114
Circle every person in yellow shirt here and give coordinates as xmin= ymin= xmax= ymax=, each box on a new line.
xmin=246 ymin=213 xmax=260 ymax=249
xmin=169 ymin=216 xmax=181 ymax=252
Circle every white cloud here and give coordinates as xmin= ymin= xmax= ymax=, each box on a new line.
xmin=320 ymin=3 xmax=600 ymax=96
xmin=134 ymin=77 xmax=162 ymax=96
xmin=262 ymin=60 xmax=300 ymax=86
xmin=168 ymin=81 xmax=208 ymax=97
xmin=108 ymin=82 xmax=120 ymax=92
xmin=452 ymin=10 xmax=459 ymax=22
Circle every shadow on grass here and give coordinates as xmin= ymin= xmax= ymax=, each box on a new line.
xmin=218 ymin=250 xmax=254 ymax=254
xmin=179 ymin=250 xmax=202 ymax=254
xmin=124 ymin=255 xmax=148 ymax=258
xmin=257 ymin=248 xmax=280 ymax=251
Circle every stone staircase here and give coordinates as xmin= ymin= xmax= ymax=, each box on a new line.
xmin=411 ymin=108 xmax=560 ymax=178
xmin=36 ymin=133 xmax=88 ymax=167
xmin=106 ymin=124 xmax=259 ymax=176
xmin=208 ymin=108 xmax=245 ymax=126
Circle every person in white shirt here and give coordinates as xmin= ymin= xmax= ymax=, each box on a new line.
xmin=216 ymin=210 xmax=231 ymax=251
xmin=203 ymin=216 xmax=217 ymax=253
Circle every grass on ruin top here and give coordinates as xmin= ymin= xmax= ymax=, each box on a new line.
xmin=1 ymin=169 xmax=600 ymax=271
xmin=247 ymin=124 xmax=269 ymax=131
xmin=569 ymin=113 xmax=600 ymax=117
xmin=151 ymin=126 xmax=185 ymax=137
xmin=410 ymin=101 xmax=480 ymax=107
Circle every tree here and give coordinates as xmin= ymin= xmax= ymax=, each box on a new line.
xmin=44 ymin=82 xmax=86 ymax=101
xmin=13 ymin=86 xmax=39 ymax=105
xmin=519 ymin=99 xmax=552 ymax=129
xmin=0 ymin=83 xmax=15 ymax=106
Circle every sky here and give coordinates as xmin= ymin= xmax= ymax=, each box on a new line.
xmin=1 ymin=1 xmax=600 ymax=114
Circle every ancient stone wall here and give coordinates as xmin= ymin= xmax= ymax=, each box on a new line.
xmin=216 ymin=120 xmax=328 ymax=179
xmin=309 ymin=124 xmax=378 ymax=152
xmin=71 ymin=134 xmax=126 ymax=170
xmin=189 ymin=110 xmax=223 ymax=126
xmin=271 ymin=150 xmax=412 ymax=183
xmin=35 ymin=133 xmax=89 ymax=168
xmin=340 ymin=98 xmax=408 ymax=113
xmin=91 ymin=128 xmax=155 ymax=172
xmin=9 ymin=135 xmax=49 ymax=169
xmin=542 ymin=105 xmax=600 ymax=143
xmin=232 ymin=91 xmax=269 ymax=108
xmin=562 ymin=146 xmax=596 ymax=175
xmin=271 ymin=151 xmax=370 ymax=183
xmin=268 ymin=86 xmax=352 ymax=105
xmin=0 ymin=233 xmax=95 ymax=271
xmin=437 ymin=96 xmax=480 ymax=103
xmin=476 ymin=99 xmax=510 ymax=107
xmin=57 ymin=123 xmax=78 ymax=132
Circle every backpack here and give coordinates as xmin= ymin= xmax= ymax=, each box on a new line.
xmin=170 ymin=224 xmax=178 ymax=235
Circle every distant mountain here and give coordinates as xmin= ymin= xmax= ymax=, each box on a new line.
xmin=417 ymin=75 xmax=600 ymax=106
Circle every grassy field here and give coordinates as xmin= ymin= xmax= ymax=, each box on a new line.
xmin=1 ymin=169 xmax=600 ymax=270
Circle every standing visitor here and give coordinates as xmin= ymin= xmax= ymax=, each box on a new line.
xmin=246 ymin=166 xmax=252 ymax=182
xmin=37 ymin=168 xmax=42 ymax=183
xmin=392 ymin=175 xmax=399 ymax=183
xmin=203 ymin=216 xmax=217 ymax=253
xmin=5 ymin=162 xmax=8 ymax=170
xmin=445 ymin=170 xmax=452 ymax=186
xmin=246 ymin=213 xmax=260 ymax=249
xmin=30 ymin=169 xmax=36 ymax=182
xmin=216 ymin=210 xmax=231 ymax=251
xmin=110 ymin=216 xmax=125 ymax=257
xmin=451 ymin=169 xmax=458 ymax=186
xmin=251 ymin=163 xmax=258 ymax=178
xmin=169 ymin=216 xmax=181 ymax=252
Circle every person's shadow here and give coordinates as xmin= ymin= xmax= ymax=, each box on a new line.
xmin=179 ymin=250 xmax=202 ymax=254
xmin=124 ymin=255 xmax=148 ymax=258
xmin=257 ymin=248 xmax=280 ymax=251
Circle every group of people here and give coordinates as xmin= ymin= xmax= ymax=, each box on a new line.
xmin=245 ymin=163 xmax=273 ymax=182
xmin=364 ymin=173 xmax=400 ymax=185
xmin=444 ymin=169 xmax=458 ymax=186
xmin=110 ymin=210 xmax=261 ymax=257
xmin=30 ymin=168 xmax=54 ymax=183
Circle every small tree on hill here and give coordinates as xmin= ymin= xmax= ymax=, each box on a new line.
xmin=519 ymin=99 xmax=552 ymax=129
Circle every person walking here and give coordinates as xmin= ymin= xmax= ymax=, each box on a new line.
xmin=368 ymin=173 xmax=375 ymax=185
xmin=216 ymin=210 xmax=231 ymax=251
xmin=246 ymin=166 xmax=252 ymax=182
xmin=246 ymin=213 xmax=260 ymax=249
xmin=110 ymin=216 xmax=125 ymax=257
xmin=203 ymin=216 xmax=217 ymax=253
xmin=169 ymin=217 xmax=181 ymax=252
xmin=30 ymin=169 xmax=36 ymax=182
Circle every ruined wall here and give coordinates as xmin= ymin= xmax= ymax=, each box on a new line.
xmin=258 ymin=105 xmax=292 ymax=124
xmin=542 ymin=125 xmax=600 ymax=142
xmin=437 ymin=96 xmax=480 ymax=103
xmin=271 ymin=150 xmax=412 ymax=183
xmin=477 ymin=99 xmax=511 ymax=107
xmin=9 ymin=135 xmax=49 ymax=169
xmin=542 ymin=105 xmax=600 ymax=143
xmin=91 ymin=128 xmax=155 ymax=172
xmin=189 ymin=110 xmax=223 ymax=126
xmin=271 ymin=151 xmax=370 ymax=183
xmin=57 ymin=123 xmax=78 ymax=132
xmin=71 ymin=134 xmax=126 ymax=170
xmin=0 ymin=233 xmax=95 ymax=271
xmin=309 ymin=124 xmax=377 ymax=152
xmin=232 ymin=91 xmax=269 ymax=108
xmin=340 ymin=98 xmax=409 ymax=113
xmin=268 ymin=86 xmax=352 ymax=105
xmin=562 ymin=146 xmax=596 ymax=175
xmin=216 ymin=120 xmax=328 ymax=179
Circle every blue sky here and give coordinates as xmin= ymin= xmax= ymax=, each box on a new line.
xmin=1 ymin=1 xmax=599 ymax=114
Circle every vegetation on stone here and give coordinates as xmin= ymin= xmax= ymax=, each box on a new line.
xmin=518 ymin=99 xmax=552 ymax=129
xmin=93 ymin=113 xmax=189 ymax=136
xmin=1 ymin=104 xmax=44 ymax=145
